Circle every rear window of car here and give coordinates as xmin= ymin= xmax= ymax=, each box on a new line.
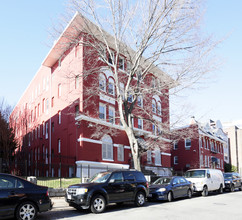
xmin=0 ymin=176 xmax=24 ymax=189
xmin=123 ymin=172 xmax=136 ymax=181
xmin=133 ymin=171 xmax=146 ymax=182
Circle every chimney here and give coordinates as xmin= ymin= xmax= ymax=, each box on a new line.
xmin=190 ymin=116 xmax=196 ymax=125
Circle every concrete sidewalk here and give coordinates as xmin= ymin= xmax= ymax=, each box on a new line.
xmin=50 ymin=197 xmax=72 ymax=211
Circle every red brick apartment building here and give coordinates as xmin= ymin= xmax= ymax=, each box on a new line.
xmin=172 ymin=117 xmax=228 ymax=174
xmin=10 ymin=13 xmax=172 ymax=178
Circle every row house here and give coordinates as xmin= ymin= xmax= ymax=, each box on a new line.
xmin=172 ymin=117 xmax=228 ymax=175
xmin=10 ymin=13 xmax=172 ymax=179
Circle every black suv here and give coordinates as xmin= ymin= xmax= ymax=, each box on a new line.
xmin=224 ymin=172 xmax=242 ymax=192
xmin=65 ymin=170 xmax=149 ymax=213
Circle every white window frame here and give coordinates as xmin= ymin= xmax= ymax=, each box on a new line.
xmin=119 ymin=57 xmax=125 ymax=71
xmin=45 ymin=148 xmax=48 ymax=164
xmin=200 ymin=154 xmax=203 ymax=166
xmin=127 ymin=91 xmax=133 ymax=103
xmin=211 ymin=141 xmax=214 ymax=152
xmin=109 ymin=106 xmax=115 ymax=124
xmin=185 ymin=138 xmax=191 ymax=149
xmin=108 ymin=78 xmax=115 ymax=95
xmin=152 ymin=124 xmax=156 ymax=135
xmin=58 ymin=111 xmax=61 ymax=124
xmin=58 ymin=139 xmax=61 ymax=153
xmin=157 ymin=102 xmax=161 ymax=115
xmin=99 ymin=73 xmax=106 ymax=92
xmin=152 ymin=100 xmax=156 ymax=113
xmin=117 ymin=145 xmax=124 ymax=161
xmin=99 ymin=103 xmax=106 ymax=120
xmin=58 ymin=83 xmax=62 ymax=97
xmin=108 ymin=51 xmax=115 ymax=65
xmin=137 ymin=96 xmax=143 ymax=107
xmin=102 ymin=135 xmax=113 ymax=160
xmin=138 ymin=118 xmax=143 ymax=130
xmin=155 ymin=149 xmax=161 ymax=166
xmin=173 ymin=141 xmax=178 ymax=150
xmin=174 ymin=156 xmax=178 ymax=165
xmin=147 ymin=150 xmax=152 ymax=164
xmin=45 ymin=122 xmax=48 ymax=139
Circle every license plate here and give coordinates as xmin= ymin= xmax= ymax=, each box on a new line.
xmin=67 ymin=194 xmax=71 ymax=200
xmin=148 ymin=194 xmax=152 ymax=197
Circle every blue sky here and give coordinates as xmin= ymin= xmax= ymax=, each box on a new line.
xmin=0 ymin=1 xmax=241 ymax=126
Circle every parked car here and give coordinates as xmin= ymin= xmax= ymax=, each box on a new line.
xmin=147 ymin=176 xmax=193 ymax=202
xmin=65 ymin=169 xmax=149 ymax=213
xmin=0 ymin=173 xmax=52 ymax=220
xmin=224 ymin=172 xmax=242 ymax=192
xmin=184 ymin=169 xmax=224 ymax=196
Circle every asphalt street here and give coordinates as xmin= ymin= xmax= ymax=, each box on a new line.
xmin=32 ymin=191 xmax=242 ymax=220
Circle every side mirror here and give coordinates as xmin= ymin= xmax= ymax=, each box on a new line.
xmin=207 ymin=174 xmax=211 ymax=178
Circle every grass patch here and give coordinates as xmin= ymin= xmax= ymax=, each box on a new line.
xmin=37 ymin=177 xmax=81 ymax=188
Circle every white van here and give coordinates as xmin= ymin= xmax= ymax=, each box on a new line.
xmin=184 ymin=169 xmax=224 ymax=196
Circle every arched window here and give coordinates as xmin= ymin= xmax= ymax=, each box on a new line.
xmin=157 ymin=102 xmax=161 ymax=115
xmin=108 ymin=78 xmax=115 ymax=95
xmin=152 ymin=99 xmax=156 ymax=113
xmin=102 ymin=135 xmax=113 ymax=160
xmin=99 ymin=73 xmax=106 ymax=92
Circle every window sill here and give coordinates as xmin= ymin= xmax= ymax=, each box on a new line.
xmin=102 ymin=159 xmax=114 ymax=162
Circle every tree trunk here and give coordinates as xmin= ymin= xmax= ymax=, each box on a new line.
xmin=125 ymin=127 xmax=141 ymax=171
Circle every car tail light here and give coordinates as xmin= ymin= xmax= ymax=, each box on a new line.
xmin=46 ymin=189 xmax=49 ymax=197
xmin=146 ymin=182 xmax=149 ymax=188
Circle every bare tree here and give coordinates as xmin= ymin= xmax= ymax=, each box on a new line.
xmin=0 ymin=98 xmax=16 ymax=173
xmin=51 ymin=0 xmax=217 ymax=171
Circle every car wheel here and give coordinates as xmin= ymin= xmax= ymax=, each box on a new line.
xmin=201 ymin=186 xmax=208 ymax=197
xmin=230 ymin=184 xmax=235 ymax=192
xmin=218 ymin=184 xmax=223 ymax=194
xmin=16 ymin=201 xmax=37 ymax=220
xmin=187 ymin=189 xmax=192 ymax=199
xmin=239 ymin=184 xmax=242 ymax=191
xmin=167 ymin=191 xmax=173 ymax=202
xmin=134 ymin=191 xmax=145 ymax=207
xmin=90 ymin=195 xmax=106 ymax=214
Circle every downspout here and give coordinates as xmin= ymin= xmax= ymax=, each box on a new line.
xmin=49 ymin=70 xmax=52 ymax=176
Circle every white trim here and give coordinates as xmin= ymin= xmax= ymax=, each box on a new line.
xmin=102 ymin=159 xmax=114 ymax=162
xmin=161 ymin=152 xmax=171 ymax=156
xmin=100 ymin=93 xmax=115 ymax=105
xmin=76 ymin=160 xmax=129 ymax=168
xmin=76 ymin=114 xmax=123 ymax=130
xmin=199 ymin=130 xmax=227 ymax=144
xmin=78 ymin=138 xmax=130 ymax=151
xmin=76 ymin=114 xmax=171 ymax=143
xmin=153 ymin=115 xmax=162 ymax=122
xmin=78 ymin=137 xmax=102 ymax=144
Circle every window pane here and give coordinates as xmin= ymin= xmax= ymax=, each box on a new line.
xmin=99 ymin=105 xmax=105 ymax=119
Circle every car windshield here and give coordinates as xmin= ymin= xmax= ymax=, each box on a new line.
xmin=184 ymin=170 xmax=205 ymax=178
xmin=224 ymin=173 xmax=233 ymax=179
xmin=89 ymin=172 xmax=111 ymax=183
xmin=153 ymin=177 xmax=172 ymax=185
